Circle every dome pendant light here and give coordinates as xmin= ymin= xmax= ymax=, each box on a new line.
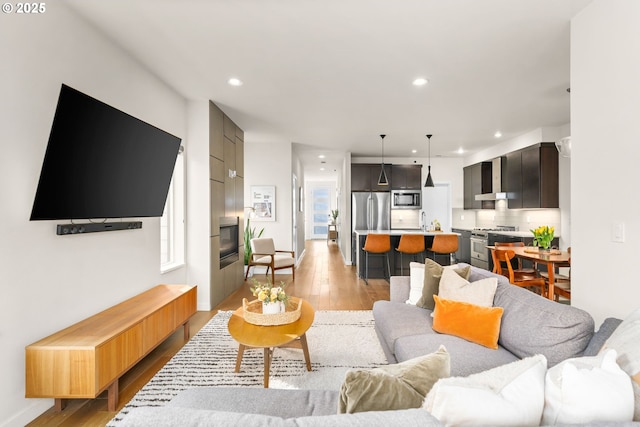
xmin=424 ymin=134 xmax=434 ymax=187
xmin=377 ymin=134 xmax=389 ymax=186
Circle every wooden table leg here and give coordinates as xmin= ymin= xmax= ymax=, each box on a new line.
xmin=183 ymin=320 xmax=190 ymax=340
xmin=54 ymin=398 xmax=66 ymax=412
xmin=264 ymin=348 xmax=271 ymax=388
xmin=107 ymin=380 xmax=119 ymax=411
xmin=546 ymin=261 xmax=555 ymax=301
xmin=299 ymin=333 xmax=312 ymax=371
xmin=235 ymin=344 xmax=246 ymax=373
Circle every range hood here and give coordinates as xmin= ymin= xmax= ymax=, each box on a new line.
xmin=475 ymin=158 xmax=508 ymax=201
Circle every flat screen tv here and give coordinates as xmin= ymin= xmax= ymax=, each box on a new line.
xmin=30 ymin=84 xmax=181 ymax=220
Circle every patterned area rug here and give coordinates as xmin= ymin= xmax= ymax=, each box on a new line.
xmin=107 ymin=310 xmax=386 ymax=426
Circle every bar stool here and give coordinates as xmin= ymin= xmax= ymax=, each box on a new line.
xmin=362 ymin=234 xmax=391 ymax=285
xmin=428 ymin=234 xmax=458 ymax=265
xmin=395 ymin=234 xmax=425 ymax=275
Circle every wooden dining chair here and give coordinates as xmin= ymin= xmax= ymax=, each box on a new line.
xmin=542 ymin=247 xmax=571 ymax=302
xmin=492 ymin=241 xmax=536 ymax=276
xmin=494 ymin=249 xmax=547 ymax=297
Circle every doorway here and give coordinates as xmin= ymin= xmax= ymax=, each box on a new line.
xmin=422 ymin=183 xmax=452 ymax=231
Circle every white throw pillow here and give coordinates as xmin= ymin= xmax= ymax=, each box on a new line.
xmin=438 ymin=267 xmax=497 ymax=307
xmin=600 ymin=308 xmax=640 ymax=421
xmin=407 ymin=262 xmax=425 ymax=305
xmin=542 ymin=349 xmax=634 ymax=425
xmin=423 ymin=354 xmax=547 ymax=426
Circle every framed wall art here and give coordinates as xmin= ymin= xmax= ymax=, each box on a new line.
xmin=250 ymin=185 xmax=276 ymax=221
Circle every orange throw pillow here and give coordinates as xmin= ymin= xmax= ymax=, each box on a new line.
xmin=432 ymin=295 xmax=504 ymax=350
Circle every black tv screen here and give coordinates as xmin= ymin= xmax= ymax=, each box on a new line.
xmin=30 ymin=84 xmax=181 ymax=220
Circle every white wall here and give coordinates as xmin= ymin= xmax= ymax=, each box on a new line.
xmin=0 ymin=6 xmax=188 ymax=426
xmin=571 ymin=0 xmax=640 ymax=325
xmin=185 ymin=101 xmax=212 ymax=309
xmin=244 ymin=142 xmax=294 ymax=254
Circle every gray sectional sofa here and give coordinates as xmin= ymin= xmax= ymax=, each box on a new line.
xmin=373 ymin=263 xmax=605 ymax=376
xmin=118 ymin=264 xmax=633 ymax=426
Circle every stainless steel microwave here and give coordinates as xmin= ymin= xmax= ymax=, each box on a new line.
xmin=391 ymin=190 xmax=421 ymax=209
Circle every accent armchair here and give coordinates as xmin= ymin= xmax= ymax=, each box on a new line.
xmin=244 ymin=237 xmax=296 ymax=282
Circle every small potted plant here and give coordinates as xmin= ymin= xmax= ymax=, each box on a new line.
xmin=330 ymin=209 xmax=338 ymax=225
xmin=244 ymin=217 xmax=264 ymax=277
xmin=250 ymin=279 xmax=288 ymax=314
xmin=531 ymin=225 xmax=554 ymax=251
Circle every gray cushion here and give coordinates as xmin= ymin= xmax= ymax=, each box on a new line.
xmin=493 ymin=279 xmax=594 ymax=366
xmin=390 ymin=275 xmax=411 ymax=303
xmin=394 ymin=333 xmax=519 ymax=377
xmin=119 ymin=406 xmax=288 ymax=427
xmin=169 ymin=388 xmax=339 ymax=418
xmin=372 ymin=300 xmax=434 ymax=361
xmin=583 ymin=317 xmax=623 ymax=357
xmin=294 ymin=408 xmax=444 ymax=426
xmin=119 ymin=406 xmax=444 ymax=427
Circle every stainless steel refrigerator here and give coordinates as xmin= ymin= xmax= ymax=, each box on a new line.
xmin=352 ymin=192 xmax=391 ymax=231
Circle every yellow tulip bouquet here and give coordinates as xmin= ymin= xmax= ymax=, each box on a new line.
xmin=531 ymin=225 xmax=554 ymax=249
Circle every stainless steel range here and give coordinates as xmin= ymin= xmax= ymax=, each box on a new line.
xmin=470 ymin=226 xmax=517 ymax=270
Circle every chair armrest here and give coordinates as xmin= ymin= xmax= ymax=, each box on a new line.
xmin=275 ymin=250 xmax=295 ymax=257
xmin=251 ymin=252 xmax=275 ymax=261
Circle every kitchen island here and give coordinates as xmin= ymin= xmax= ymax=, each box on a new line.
xmin=352 ymin=230 xmax=460 ymax=279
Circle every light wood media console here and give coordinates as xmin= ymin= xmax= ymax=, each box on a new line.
xmin=25 ymin=284 xmax=197 ymax=411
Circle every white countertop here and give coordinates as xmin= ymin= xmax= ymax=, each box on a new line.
xmin=354 ymin=229 xmax=460 ymax=236
xmin=451 ymin=228 xmax=560 ymax=238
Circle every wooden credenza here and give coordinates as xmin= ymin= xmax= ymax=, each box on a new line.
xmin=25 ymin=284 xmax=197 ymax=411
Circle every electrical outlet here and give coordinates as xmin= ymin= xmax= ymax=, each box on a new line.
xmin=460 ymin=214 xmax=464 ymax=221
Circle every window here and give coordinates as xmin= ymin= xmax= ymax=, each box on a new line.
xmin=161 ymin=147 xmax=185 ymax=273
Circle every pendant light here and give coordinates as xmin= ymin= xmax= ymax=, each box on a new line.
xmin=377 ymin=134 xmax=389 ymax=186
xmin=424 ymin=134 xmax=434 ymax=187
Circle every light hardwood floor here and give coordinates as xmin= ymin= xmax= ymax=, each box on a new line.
xmin=27 ymin=240 xmax=390 ymax=426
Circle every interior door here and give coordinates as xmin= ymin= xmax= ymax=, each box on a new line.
xmin=309 ymin=185 xmax=331 ymax=239
xmin=422 ymin=183 xmax=451 ymax=231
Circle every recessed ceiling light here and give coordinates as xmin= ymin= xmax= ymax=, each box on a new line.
xmin=494 ymin=131 xmax=502 ymax=138
xmin=412 ymin=78 xmax=428 ymax=86
xmin=228 ymin=78 xmax=243 ymax=86
xmin=318 ymin=154 xmax=325 ymax=159
xmin=411 ymin=149 xmax=417 ymax=154
xmin=320 ymin=167 xmax=325 ymax=171
xmin=457 ymin=147 xmax=465 ymax=154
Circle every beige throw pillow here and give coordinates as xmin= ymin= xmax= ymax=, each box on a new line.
xmin=438 ymin=267 xmax=497 ymax=308
xmin=339 ymin=345 xmax=450 ymax=414
xmin=416 ymin=259 xmax=470 ymax=310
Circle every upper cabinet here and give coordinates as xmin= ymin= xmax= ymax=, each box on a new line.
xmin=506 ymin=143 xmax=558 ymax=209
xmin=351 ymin=163 xmax=393 ymax=191
xmin=463 ymin=162 xmax=494 ymax=209
xmin=391 ymin=165 xmax=422 ymax=190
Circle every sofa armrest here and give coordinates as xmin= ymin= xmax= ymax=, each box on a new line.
xmin=390 ymin=276 xmax=410 ymax=303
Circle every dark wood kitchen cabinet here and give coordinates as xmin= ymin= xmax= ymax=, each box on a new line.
xmin=391 ymin=165 xmax=422 ymax=189
xmin=506 ymin=143 xmax=558 ymax=209
xmin=463 ymin=162 xmax=494 ymax=209
xmin=351 ymin=163 xmax=392 ymax=191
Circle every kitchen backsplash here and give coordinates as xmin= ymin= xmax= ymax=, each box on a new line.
xmin=452 ymin=201 xmax=561 ymax=235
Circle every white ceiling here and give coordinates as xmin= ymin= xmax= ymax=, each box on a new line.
xmin=65 ymin=0 xmax=590 ymax=179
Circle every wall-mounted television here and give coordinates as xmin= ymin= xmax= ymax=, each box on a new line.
xmin=30 ymin=84 xmax=181 ymax=222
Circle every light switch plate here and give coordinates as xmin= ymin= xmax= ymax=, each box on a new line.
xmin=612 ymin=221 xmax=625 ymax=243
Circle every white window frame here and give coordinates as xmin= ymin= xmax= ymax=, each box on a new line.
xmin=161 ymin=146 xmax=185 ymax=273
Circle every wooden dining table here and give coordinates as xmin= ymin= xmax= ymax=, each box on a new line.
xmin=488 ymin=246 xmax=571 ymax=300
